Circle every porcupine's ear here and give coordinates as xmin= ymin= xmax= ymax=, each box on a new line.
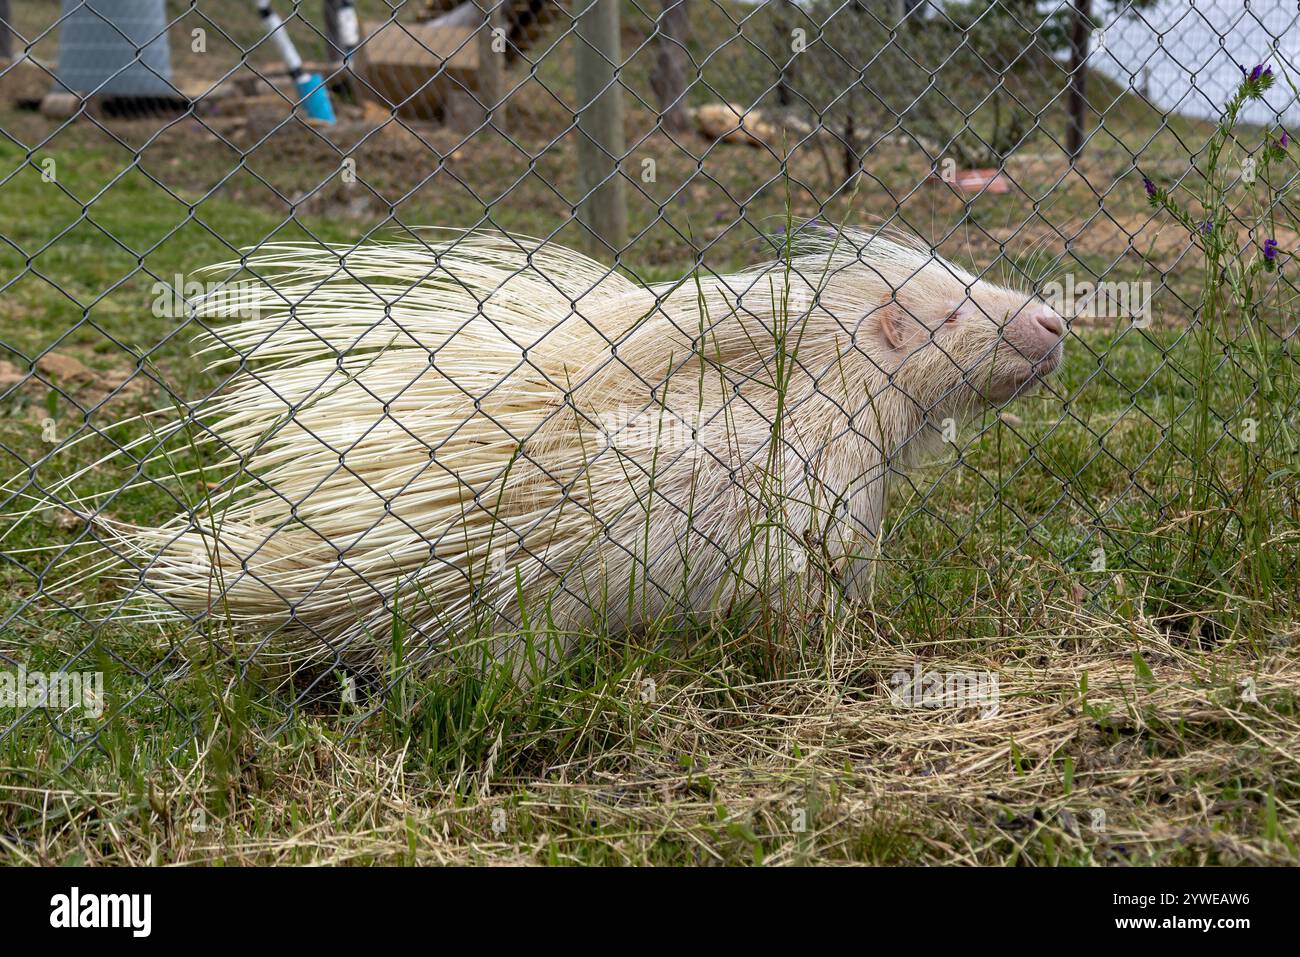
xmin=874 ymin=297 xmax=927 ymax=351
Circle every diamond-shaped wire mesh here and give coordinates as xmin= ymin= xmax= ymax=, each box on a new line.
xmin=0 ymin=0 xmax=1295 ymax=768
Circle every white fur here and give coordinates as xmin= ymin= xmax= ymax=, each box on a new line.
xmin=11 ymin=228 xmax=1061 ymax=670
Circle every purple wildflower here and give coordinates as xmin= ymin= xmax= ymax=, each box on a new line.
xmin=1143 ymin=176 xmax=1157 ymax=198
xmin=1263 ymin=238 xmax=1279 ymax=261
xmin=1249 ymin=63 xmax=1266 ymax=82
xmin=1200 ymin=220 xmax=1215 ymax=235
xmin=1280 ymin=130 xmax=1290 ymax=149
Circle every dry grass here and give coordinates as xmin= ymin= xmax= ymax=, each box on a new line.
xmin=5 ymin=586 xmax=1296 ymax=865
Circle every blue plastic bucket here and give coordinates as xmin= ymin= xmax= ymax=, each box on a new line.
xmin=296 ymin=72 xmax=335 ymax=124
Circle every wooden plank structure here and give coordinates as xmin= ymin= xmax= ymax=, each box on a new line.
xmin=355 ymin=0 xmax=566 ymax=122
xmin=355 ymin=21 xmax=480 ymax=122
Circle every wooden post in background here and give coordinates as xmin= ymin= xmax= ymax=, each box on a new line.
xmin=575 ymin=0 xmax=627 ymax=257
xmin=324 ymin=0 xmax=344 ymax=70
xmin=1066 ymin=0 xmax=1093 ymax=160
xmin=0 ymin=0 xmax=13 ymax=62
xmin=774 ymin=0 xmax=794 ymax=107
xmin=477 ymin=0 xmax=506 ymax=135
xmin=650 ymin=0 xmax=690 ymax=134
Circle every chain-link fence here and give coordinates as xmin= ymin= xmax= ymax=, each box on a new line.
xmin=1 ymin=0 xmax=1296 ymax=767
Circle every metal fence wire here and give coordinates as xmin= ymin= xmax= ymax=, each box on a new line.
xmin=0 ymin=0 xmax=1297 ymax=764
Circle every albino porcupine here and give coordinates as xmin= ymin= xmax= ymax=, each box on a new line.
xmin=13 ymin=227 xmax=1065 ymax=671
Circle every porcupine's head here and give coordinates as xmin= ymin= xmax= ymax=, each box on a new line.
xmin=836 ymin=232 xmax=1066 ymax=417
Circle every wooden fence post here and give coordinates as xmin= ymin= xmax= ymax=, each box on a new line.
xmin=651 ymin=0 xmax=691 ymax=134
xmin=0 ymin=0 xmax=13 ymax=62
xmin=477 ymin=0 xmax=506 ymax=134
xmin=575 ymin=0 xmax=627 ymax=257
xmin=1066 ymin=0 xmax=1093 ymax=160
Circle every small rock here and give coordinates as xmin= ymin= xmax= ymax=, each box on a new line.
xmin=692 ymin=103 xmax=783 ymax=149
xmin=37 ymin=352 xmax=97 ymax=388
xmin=0 ymin=359 xmax=27 ymax=389
xmin=39 ymin=92 xmax=82 ymax=120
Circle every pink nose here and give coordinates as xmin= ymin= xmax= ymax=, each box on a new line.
xmin=1033 ymin=307 xmax=1065 ymax=338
